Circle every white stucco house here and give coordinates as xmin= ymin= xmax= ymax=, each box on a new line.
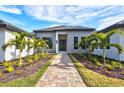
xmin=33 ymin=25 xmax=95 ymax=53
xmin=0 ymin=20 xmax=34 ymax=62
xmin=1 ymin=19 xmax=124 ymax=62
xmin=93 ymin=20 xmax=124 ymax=61
xmin=33 ymin=20 xmax=124 ymax=61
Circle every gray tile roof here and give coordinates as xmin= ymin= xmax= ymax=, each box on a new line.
xmin=33 ymin=25 xmax=95 ymax=32
xmin=0 ymin=19 xmax=27 ymax=33
xmin=0 ymin=19 xmax=36 ymax=38
xmin=99 ymin=19 xmax=124 ymax=33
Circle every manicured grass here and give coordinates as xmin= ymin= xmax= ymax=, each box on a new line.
xmin=0 ymin=61 xmax=51 ymax=87
xmin=69 ymin=54 xmax=124 ymax=87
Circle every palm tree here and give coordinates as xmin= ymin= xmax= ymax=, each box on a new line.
xmin=2 ymin=32 xmax=30 ymax=65
xmin=79 ymin=35 xmax=98 ymax=58
xmin=91 ymin=29 xmax=124 ymax=66
xmin=28 ymin=38 xmax=48 ymax=54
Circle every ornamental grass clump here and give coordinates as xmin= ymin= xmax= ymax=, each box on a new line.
xmin=6 ymin=66 xmax=14 ymax=73
xmin=111 ymin=61 xmax=123 ymax=69
xmin=2 ymin=61 xmax=12 ymax=67
xmin=27 ymin=58 xmax=33 ymax=64
xmin=33 ymin=54 xmax=39 ymax=61
xmin=105 ymin=64 xmax=114 ymax=71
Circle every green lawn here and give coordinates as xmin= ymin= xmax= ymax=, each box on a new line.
xmin=0 ymin=61 xmax=51 ymax=87
xmin=69 ymin=54 xmax=124 ymax=87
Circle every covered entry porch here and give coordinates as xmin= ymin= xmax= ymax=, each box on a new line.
xmin=55 ymin=33 xmax=68 ymax=53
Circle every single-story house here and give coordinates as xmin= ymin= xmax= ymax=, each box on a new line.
xmin=93 ymin=20 xmax=124 ymax=61
xmin=1 ymin=19 xmax=124 ymax=62
xmin=33 ymin=25 xmax=95 ymax=53
xmin=0 ymin=20 xmax=34 ymax=62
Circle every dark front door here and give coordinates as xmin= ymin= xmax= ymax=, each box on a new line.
xmin=59 ymin=39 xmax=66 ymax=51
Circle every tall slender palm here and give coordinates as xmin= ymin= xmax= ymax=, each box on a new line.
xmin=91 ymin=29 xmax=124 ymax=66
xmin=28 ymin=38 xmax=48 ymax=54
xmin=2 ymin=32 xmax=30 ymax=65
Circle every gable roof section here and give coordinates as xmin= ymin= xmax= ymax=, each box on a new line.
xmin=33 ymin=25 xmax=95 ymax=32
xmin=98 ymin=19 xmax=124 ymax=33
xmin=0 ymin=19 xmax=36 ymax=38
xmin=0 ymin=19 xmax=26 ymax=33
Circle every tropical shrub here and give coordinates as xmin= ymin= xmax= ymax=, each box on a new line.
xmin=2 ymin=62 xmax=12 ymax=67
xmin=2 ymin=32 xmax=30 ymax=66
xmin=89 ymin=56 xmax=99 ymax=63
xmin=39 ymin=53 xmax=46 ymax=58
xmin=111 ymin=61 xmax=123 ymax=69
xmin=6 ymin=66 xmax=14 ymax=73
xmin=15 ymin=70 xmax=24 ymax=75
xmin=96 ymin=62 xmax=103 ymax=67
xmin=11 ymin=61 xmax=17 ymax=66
xmin=33 ymin=54 xmax=39 ymax=61
xmin=27 ymin=58 xmax=33 ymax=64
xmin=105 ymin=64 xmax=114 ymax=71
xmin=91 ymin=29 xmax=123 ymax=66
xmin=0 ymin=70 xmax=5 ymax=78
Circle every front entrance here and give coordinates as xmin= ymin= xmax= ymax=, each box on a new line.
xmin=59 ymin=39 xmax=66 ymax=51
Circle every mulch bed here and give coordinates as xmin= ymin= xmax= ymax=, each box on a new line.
xmin=72 ymin=54 xmax=124 ymax=80
xmin=0 ymin=55 xmax=53 ymax=83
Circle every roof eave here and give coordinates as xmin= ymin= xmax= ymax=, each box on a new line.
xmin=33 ymin=28 xmax=95 ymax=33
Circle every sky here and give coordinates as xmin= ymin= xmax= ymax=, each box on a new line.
xmin=0 ymin=5 xmax=124 ymax=32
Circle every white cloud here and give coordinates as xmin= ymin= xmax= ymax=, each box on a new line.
xmin=0 ymin=5 xmax=22 ymax=14
xmin=97 ymin=14 xmax=124 ymax=30
xmin=23 ymin=5 xmax=124 ymax=28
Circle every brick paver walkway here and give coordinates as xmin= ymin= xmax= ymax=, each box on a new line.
xmin=36 ymin=54 xmax=86 ymax=87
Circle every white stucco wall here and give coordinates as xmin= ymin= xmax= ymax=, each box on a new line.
xmin=35 ymin=30 xmax=92 ymax=53
xmin=119 ymin=28 xmax=124 ymax=61
xmin=0 ymin=29 xmax=34 ymax=62
xmin=67 ymin=31 xmax=92 ymax=53
xmin=0 ymin=28 xmax=5 ymax=62
xmin=93 ymin=33 xmax=120 ymax=60
xmin=4 ymin=30 xmax=16 ymax=61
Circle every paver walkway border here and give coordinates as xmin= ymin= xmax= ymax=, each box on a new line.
xmin=36 ymin=53 xmax=86 ymax=87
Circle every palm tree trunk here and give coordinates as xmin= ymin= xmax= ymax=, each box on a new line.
xmin=103 ymin=48 xmax=106 ymax=66
xmin=87 ymin=47 xmax=90 ymax=58
xmin=19 ymin=49 xmax=22 ymax=65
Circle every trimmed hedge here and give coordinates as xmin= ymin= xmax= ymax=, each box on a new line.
xmin=69 ymin=54 xmax=124 ymax=87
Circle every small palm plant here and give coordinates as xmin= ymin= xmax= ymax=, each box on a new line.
xmin=2 ymin=32 xmax=30 ymax=66
xmin=28 ymin=37 xmax=48 ymax=55
xmin=92 ymin=29 xmax=124 ymax=66
xmin=79 ymin=35 xmax=98 ymax=58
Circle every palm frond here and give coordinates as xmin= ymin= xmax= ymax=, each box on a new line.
xmin=90 ymin=42 xmax=98 ymax=52
xmin=106 ymin=29 xmax=124 ymax=41
xmin=2 ymin=39 xmax=16 ymax=51
xmin=109 ymin=43 xmax=124 ymax=54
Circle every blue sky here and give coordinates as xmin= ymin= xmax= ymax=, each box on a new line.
xmin=0 ymin=5 xmax=124 ymax=32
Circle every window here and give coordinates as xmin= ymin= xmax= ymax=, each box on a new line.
xmin=42 ymin=37 xmax=53 ymax=49
xmin=81 ymin=37 xmax=85 ymax=49
xmin=74 ymin=37 xmax=78 ymax=49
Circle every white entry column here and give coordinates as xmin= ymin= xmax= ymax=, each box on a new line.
xmin=55 ymin=32 xmax=59 ymax=53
